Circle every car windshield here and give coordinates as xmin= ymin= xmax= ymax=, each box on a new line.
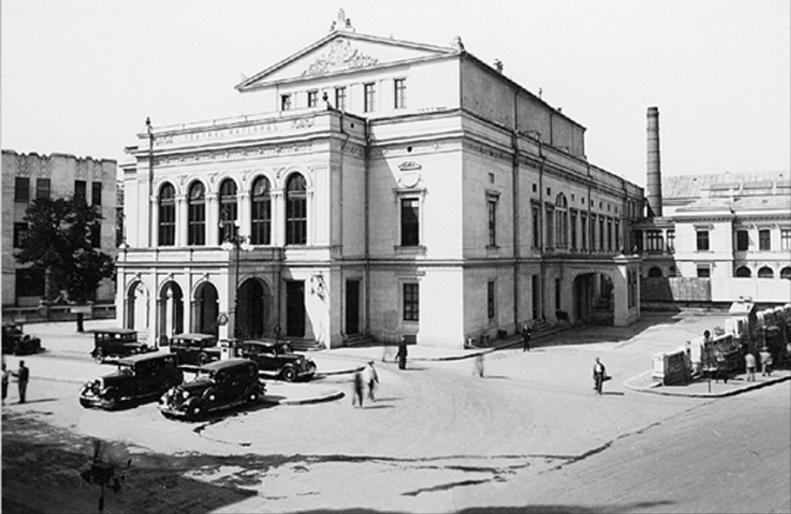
xmin=196 ymin=369 xmax=214 ymax=380
xmin=279 ymin=344 xmax=292 ymax=354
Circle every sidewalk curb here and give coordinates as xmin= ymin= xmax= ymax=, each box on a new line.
xmin=316 ymin=366 xmax=364 ymax=377
xmin=271 ymin=389 xmax=345 ymax=406
xmin=624 ymin=371 xmax=791 ymax=398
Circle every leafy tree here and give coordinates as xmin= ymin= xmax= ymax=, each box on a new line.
xmin=16 ymin=197 xmax=115 ymax=332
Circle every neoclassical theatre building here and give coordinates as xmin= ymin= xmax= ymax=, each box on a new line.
xmin=118 ymin=12 xmax=644 ymax=349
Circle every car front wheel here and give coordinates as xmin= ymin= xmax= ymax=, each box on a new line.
xmin=281 ymin=366 xmax=297 ymax=382
xmin=93 ymin=351 xmax=104 ymax=363
xmin=247 ymin=384 xmax=262 ymax=403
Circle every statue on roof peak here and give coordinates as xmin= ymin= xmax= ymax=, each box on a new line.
xmin=330 ymin=9 xmax=355 ymax=32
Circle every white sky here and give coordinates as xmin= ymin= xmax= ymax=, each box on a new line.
xmin=2 ymin=0 xmax=789 ymax=188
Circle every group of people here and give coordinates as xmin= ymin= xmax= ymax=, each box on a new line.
xmin=744 ymin=346 xmax=776 ymax=382
xmin=2 ymin=360 xmax=30 ymax=405
xmin=352 ymin=360 xmax=379 ymax=408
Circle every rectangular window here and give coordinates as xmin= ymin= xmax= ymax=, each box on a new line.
xmin=91 ymin=181 xmax=102 ymax=206
xmin=400 ymin=198 xmax=419 ymax=246
xmin=335 ymin=87 xmax=347 ymax=111
xmin=281 ymin=94 xmax=292 ymax=111
xmin=15 ymin=177 xmax=29 ymax=203
xmin=598 ymin=218 xmax=605 ymax=250
xmin=646 ymin=230 xmax=664 ymax=252
xmin=394 ymin=78 xmax=406 ymax=109
xmin=15 ymin=268 xmax=44 ymax=297
xmin=633 ymin=229 xmax=643 ymax=252
xmin=188 ymin=204 xmax=206 ymax=245
xmin=307 ymin=90 xmax=318 ymax=108
xmin=759 ymin=229 xmax=771 ymax=251
xmin=589 ymin=215 xmax=596 ymax=250
xmin=736 ymin=230 xmax=749 ymax=251
xmin=696 ymin=265 xmax=711 ymax=278
xmin=13 ymin=223 xmax=28 ymax=248
xmin=364 ymin=82 xmax=375 ymax=112
xmin=570 ymin=211 xmax=577 ymax=250
xmin=36 ymin=178 xmax=50 ymax=200
xmin=159 ymin=202 xmax=175 ymax=246
xmin=555 ymin=278 xmax=561 ymax=310
xmin=90 ymin=223 xmax=101 ymax=248
xmin=487 ymin=199 xmax=497 ymax=246
xmin=403 ymin=283 xmax=419 ymax=321
xmin=666 ymin=229 xmax=674 ymax=252
xmin=487 ymin=281 xmax=495 ymax=319
xmin=781 ymin=229 xmax=791 ymax=251
xmin=607 ymin=218 xmax=613 ymax=251
xmin=545 ymin=207 xmax=554 ymax=248
xmin=532 ymin=205 xmax=540 ymax=248
xmin=615 ymin=220 xmax=621 ymax=251
xmin=580 ymin=213 xmax=587 ymax=250
xmin=696 ymin=230 xmax=710 ymax=251
xmin=74 ymin=180 xmax=87 ymax=202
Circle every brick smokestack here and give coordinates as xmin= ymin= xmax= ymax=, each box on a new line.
xmin=646 ymin=106 xmax=663 ymax=217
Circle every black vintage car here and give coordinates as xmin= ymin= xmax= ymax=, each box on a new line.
xmin=89 ymin=328 xmax=152 ymax=363
xmin=159 ymin=359 xmax=264 ymax=419
xmin=237 ymin=340 xmax=317 ymax=382
xmin=168 ymin=333 xmax=221 ymax=365
xmin=1 ymin=325 xmax=42 ymax=355
xmin=79 ymin=353 xmax=183 ymax=410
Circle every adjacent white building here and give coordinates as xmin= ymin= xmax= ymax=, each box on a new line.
xmin=118 ymin=12 xmax=644 ymax=348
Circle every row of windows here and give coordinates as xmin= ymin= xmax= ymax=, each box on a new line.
xmin=158 ymin=174 xmax=307 ymax=246
xmin=281 ymin=78 xmax=407 ymax=113
xmin=735 ymin=228 xmax=791 ymax=251
xmin=734 ymin=266 xmax=791 ymax=279
xmin=14 ymin=221 xmax=101 ymax=249
xmin=534 ymin=204 xmax=622 ymax=252
xmin=14 ymin=178 xmax=101 ymax=205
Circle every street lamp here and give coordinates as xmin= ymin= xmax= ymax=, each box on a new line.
xmin=220 ymin=210 xmax=252 ymax=339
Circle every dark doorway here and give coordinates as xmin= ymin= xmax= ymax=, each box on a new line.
xmin=159 ymin=281 xmax=184 ymax=342
xmin=573 ymin=274 xmax=595 ymax=323
xmin=345 ymin=279 xmax=360 ymax=335
xmin=194 ymin=282 xmax=219 ymax=337
xmin=238 ymin=279 xmax=267 ymax=340
xmin=531 ymin=274 xmax=540 ymax=320
xmin=286 ymin=281 xmax=305 ymax=337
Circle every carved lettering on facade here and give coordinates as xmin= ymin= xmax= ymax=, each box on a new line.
xmin=302 ymin=38 xmax=378 ymax=77
xmin=292 ymin=117 xmax=315 ymax=129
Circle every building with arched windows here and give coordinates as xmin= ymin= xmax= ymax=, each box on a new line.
xmin=117 ymin=12 xmax=645 ymax=348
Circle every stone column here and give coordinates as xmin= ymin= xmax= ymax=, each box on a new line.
xmin=206 ymin=193 xmax=218 ymax=246
xmin=271 ymin=190 xmax=285 ymax=246
xmin=238 ymin=191 xmax=251 ymax=239
xmin=175 ymin=194 xmax=187 ymax=246
xmin=150 ymin=195 xmax=159 ymax=247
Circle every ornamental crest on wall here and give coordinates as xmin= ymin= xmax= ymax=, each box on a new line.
xmin=302 ymin=38 xmax=378 ymax=77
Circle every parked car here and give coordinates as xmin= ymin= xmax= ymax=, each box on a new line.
xmin=237 ymin=340 xmax=317 ymax=382
xmin=89 ymin=328 xmax=151 ymax=363
xmin=168 ymin=333 xmax=220 ymax=365
xmin=159 ymin=359 xmax=264 ymax=419
xmin=2 ymin=324 xmax=42 ymax=355
xmin=79 ymin=353 xmax=183 ymax=410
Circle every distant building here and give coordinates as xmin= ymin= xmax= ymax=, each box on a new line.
xmin=118 ymin=11 xmax=645 ymax=349
xmin=1 ymin=150 xmax=117 ymax=313
xmin=632 ymin=108 xmax=791 ymax=304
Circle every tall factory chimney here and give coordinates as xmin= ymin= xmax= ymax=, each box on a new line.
xmin=646 ymin=106 xmax=663 ymax=217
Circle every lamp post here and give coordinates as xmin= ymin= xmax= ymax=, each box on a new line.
xmin=220 ymin=210 xmax=251 ymax=340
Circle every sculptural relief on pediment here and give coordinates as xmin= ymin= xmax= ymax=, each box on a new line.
xmin=302 ymin=38 xmax=378 ymax=77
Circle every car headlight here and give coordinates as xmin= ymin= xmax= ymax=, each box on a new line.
xmin=182 ymin=390 xmax=191 ymax=399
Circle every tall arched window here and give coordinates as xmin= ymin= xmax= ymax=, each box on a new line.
xmin=757 ymin=266 xmax=774 ymax=278
xmin=735 ymin=266 xmax=751 ymax=278
xmin=555 ymin=193 xmax=568 ymax=249
xmin=218 ymin=179 xmax=237 ymax=244
xmin=251 ymin=176 xmax=271 ymax=245
xmin=187 ymin=182 xmax=206 ymax=246
xmin=285 ymin=173 xmax=307 ymax=245
xmin=158 ymin=182 xmax=175 ymax=246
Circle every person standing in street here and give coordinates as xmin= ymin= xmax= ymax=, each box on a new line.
xmin=592 ymin=357 xmax=606 ymax=395
xmin=473 ymin=353 xmax=485 ymax=377
xmin=14 ymin=360 xmax=29 ymax=403
xmin=744 ymin=352 xmax=756 ymax=382
xmin=396 ymin=340 xmax=408 ymax=370
xmin=2 ymin=363 xmax=9 ymax=405
xmin=351 ymin=370 xmax=365 ymax=408
xmin=521 ymin=324 xmax=532 ymax=352
xmin=362 ymin=360 xmax=379 ymax=402
xmin=759 ymin=346 xmax=773 ymax=377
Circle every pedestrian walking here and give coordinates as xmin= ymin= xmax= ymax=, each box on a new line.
xmin=759 ymin=347 xmax=773 ymax=377
xmin=2 ymin=363 xmax=9 ymax=404
xmin=362 ymin=360 xmax=379 ymax=402
xmin=592 ymin=357 xmax=607 ymax=395
xmin=521 ymin=324 xmax=532 ymax=352
xmin=473 ymin=353 xmax=485 ymax=377
xmin=351 ymin=370 xmax=365 ymax=408
xmin=744 ymin=352 xmax=756 ymax=382
xmin=396 ymin=340 xmax=408 ymax=370
xmin=14 ymin=360 xmax=29 ymax=403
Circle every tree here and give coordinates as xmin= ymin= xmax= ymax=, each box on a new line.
xmin=16 ymin=198 xmax=115 ymax=332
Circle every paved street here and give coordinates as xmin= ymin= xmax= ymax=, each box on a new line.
xmin=2 ymin=313 xmax=790 ymax=513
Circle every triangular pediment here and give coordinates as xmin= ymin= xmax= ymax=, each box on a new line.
xmin=237 ymin=31 xmax=459 ymax=91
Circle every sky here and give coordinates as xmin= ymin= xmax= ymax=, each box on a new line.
xmin=2 ymin=0 xmax=789 ymax=188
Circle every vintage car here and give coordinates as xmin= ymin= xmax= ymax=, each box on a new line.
xmin=79 ymin=353 xmax=183 ymax=410
xmin=236 ymin=340 xmax=317 ymax=382
xmin=158 ymin=359 xmax=264 ymax=419
xmin=89 ymin=328 xmax=152 ymax=363
xmin=168 ymin=333 xmax=221 ymax=365
xmin=2 ymin=324 xmax=42 ymax=355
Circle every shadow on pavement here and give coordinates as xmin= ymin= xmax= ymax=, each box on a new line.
xmin=290 ymin=499 xmax=675 ymax=513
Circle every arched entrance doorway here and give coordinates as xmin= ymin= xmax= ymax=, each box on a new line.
xmin=125 ymin=281 xmax=149 ymax=333
xmin=573 ymin=272 xmax=614 ymax=326
xmin=236 ymin=278 xmax=270 ymax=340
xmin=159 ymin=281 xmax=184 ymax=343
xmin=193 ymin=282 xmax=219 ymax=336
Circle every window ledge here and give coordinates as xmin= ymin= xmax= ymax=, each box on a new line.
xmin=394 ymin=245 xmax=426 ymax=255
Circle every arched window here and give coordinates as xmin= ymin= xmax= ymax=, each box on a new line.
xmin=757 ymin=266 xmax=774 ymax=278
xmin=781 ymin=267 xmax=791 ymax=280
xmin=187 ymin=182 xmax=206 ymax=246
xmin=648 ymin=266 xmax=663 ymax=278
xmin=158 ymin=182 xmax=175 ymax=246
xmin=285 ymin=173 xmax=307 ymax=245
xmin=555 ymin=193 xmax=568 ymax=249
xmin=735 ymin=266 xmax=751 ymax=278
xmin=218 ymin=179 xmax=237 ymax=244
xmin=251 ymin=176 xmax=271 ymax=245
